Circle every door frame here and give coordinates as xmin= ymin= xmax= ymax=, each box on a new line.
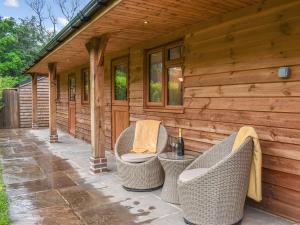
xmin=68 ymin=73 xmax=76 ymax=136
xmin=111 ymin=56 xmax=130 ymax=149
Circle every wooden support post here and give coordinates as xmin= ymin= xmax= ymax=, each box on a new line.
xmin=86 ymin=35 xmax=109 ymax=174
xmin=31 ymin=74 xmax=38 ymax=129
xmin=48 ymin=63 xmax=58 ymax=143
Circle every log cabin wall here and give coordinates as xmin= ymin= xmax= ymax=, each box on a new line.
xmin=53 ymin=1 xmax=300 ymax=221
xmin=56 ymin=71 xmax=69 ymax=133
xmin=37 ymin=77 xmax=49 ymax=127
xmin=127 ymin=2 xmax=300 ymax=222
xmin=56 ymin=62 xmax=112 ymax=149
xmin=19 ymin=77 xmax=49 ymax=128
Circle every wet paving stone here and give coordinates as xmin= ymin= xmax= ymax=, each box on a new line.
xmin=6 ymin=172 xmax=77 ymax=197
xmin=77 ymin=202 xmax=142 ymax=225
xmin=58 ymin=184 xmax=111 ymax=210
xmin=3 ymin=163 xmax=45 ymax=185
xmin=9 ymin=190 xmax=67 ymax=213
xmin=10 ymin=206 xmax=84 ymax=225
xmin=0 ymin=128 xmax=294 ymax=225
xmin=34 ymin=155 xmax=75 ymax=174
xmin=0 ymin=129 xmax=149 ymax=225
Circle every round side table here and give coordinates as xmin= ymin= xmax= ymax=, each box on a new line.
xmin=158 ymin=152 xmax=195 ymax=204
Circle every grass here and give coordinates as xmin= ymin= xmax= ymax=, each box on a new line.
xmin=0 ymin=165 xmax=10 ymax=225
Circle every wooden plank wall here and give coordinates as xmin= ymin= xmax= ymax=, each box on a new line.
xmin=37 ymin=77 xmax=49 ymax=127
xmin=19 ymin=78 xmax=49 ymax=128
xmin=128 ymin=2 xmax=300 ymax=222
xmin=0 ymin=89 xmax=19 ymax=128
xmin=56 ymin=64 xmax=112 ymax=149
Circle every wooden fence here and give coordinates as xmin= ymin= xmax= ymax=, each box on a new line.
xmin=0 ymin=89 xmax=19 ymax=128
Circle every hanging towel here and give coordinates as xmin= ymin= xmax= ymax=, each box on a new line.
xmin=232 ymin=126 xmax=262 ymax=202
xmin=132 ymin=120 xmax=161 ymax=154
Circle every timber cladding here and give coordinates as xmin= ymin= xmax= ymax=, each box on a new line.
xmin=54 ymin=1 xmax=300 ymax=222
xmin=128 ymin=2 xmax=300 ymax=222
xmin=18 ymin=77 xmax=49 ymax=128
xmin=56 ymin=63 xmax=112 ymax=149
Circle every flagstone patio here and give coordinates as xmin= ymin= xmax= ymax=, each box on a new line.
xmin=0 ymin=128 xmax=296 ymax=225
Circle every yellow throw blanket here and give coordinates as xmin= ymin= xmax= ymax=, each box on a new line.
xmin=232 ymin=126 xmax=262 ymax=202
xmin=132 ymin=120 xmax=161 ymax=154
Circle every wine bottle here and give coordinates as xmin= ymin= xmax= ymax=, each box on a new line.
xmin=177 ymin=128 xmax=184 ymax=156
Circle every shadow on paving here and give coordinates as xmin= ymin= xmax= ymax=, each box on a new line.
xmin=0 ymin=129 xmax=155 ymax=225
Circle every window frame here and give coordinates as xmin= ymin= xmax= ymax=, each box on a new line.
xmin=81 ymin=68 xmax=90 ymax=105
xmin=144 ymin=40 xmax=184 ymax=112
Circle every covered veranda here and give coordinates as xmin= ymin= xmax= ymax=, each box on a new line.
xmin=25 ymin=0 xmax=267 ymax=173
xmin=0 ymin=128 xmax=293 ymax=225
xmin=20 ymin=0 xmax=300 ymax=223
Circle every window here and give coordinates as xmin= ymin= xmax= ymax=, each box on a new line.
xmin=149 ymin=51 xmax=163 ymax=103
xmin=114 ymin=63 xmax=127 ymax=101
xmin=81 ymin=68 xmax=90 ymax=104
xmin=145 ymin=41 xmax=184 ymax=110
xmin=68 ymin=74 xmax=76 ymax=102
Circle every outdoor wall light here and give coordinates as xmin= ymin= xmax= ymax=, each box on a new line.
xmin=278 ymin=66 xmax=290 ymax=79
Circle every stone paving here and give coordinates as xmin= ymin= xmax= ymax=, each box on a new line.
xmin=0 ymin=128 xmax=296 ymax=225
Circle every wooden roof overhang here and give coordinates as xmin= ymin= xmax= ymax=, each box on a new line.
xmin=26 ymin=0 xmax=260 ymax=75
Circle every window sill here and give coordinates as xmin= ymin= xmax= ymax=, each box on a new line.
xmin=143 ymin=107 xmax=184 ymax=114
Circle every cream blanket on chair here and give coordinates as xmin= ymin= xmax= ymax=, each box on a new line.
xmin=232 ymin=126 xmax=262 ymax=202
xmin=132 ymin=120 xmax=161 ymax=154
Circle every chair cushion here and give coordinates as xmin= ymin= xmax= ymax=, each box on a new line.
xmin=179 ymin=168 xmax=209 ymax=182
xmin=121 ymin=153 xmax=156 ymax=163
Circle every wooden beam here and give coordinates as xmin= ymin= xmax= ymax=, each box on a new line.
xmin=31 ymin=74 xmax=38 ymax=129
xmin=86 ymin=34 xmax=109 ymax=173
xmin=48 ymin=63 xmax=58 ymax=143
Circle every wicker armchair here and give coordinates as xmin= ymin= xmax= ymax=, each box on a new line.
xmin=178 ymin=133 xmax=253 ymax=225
xmin=115 ymin=124 xmax=168 ymax=191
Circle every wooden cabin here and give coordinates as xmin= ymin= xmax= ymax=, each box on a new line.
xmin=25 ymin=0 xmax=300 ymax=222
xmin=17 ymin=77 xmax=49 ymax=128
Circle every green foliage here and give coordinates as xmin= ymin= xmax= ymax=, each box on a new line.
xmin=0 ymin=16 xmax=45 ymax=109
xmin=0 ymin=17 xmax=44 ymax=78
xmin=168 ymin=81 xmax=182 ymax=105
xmin=0 ymin=165 xmax=10 ymax=225
xmin=114 ymin=71 xmax=127 ymax=100
xmin=0 ymin=76 xmax=28 ymax=109
xmin=149 ymin=81 xmax=162 ymax=102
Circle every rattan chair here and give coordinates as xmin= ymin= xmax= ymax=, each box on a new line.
xmin=178 ymin=133 xmax=253 ymax=225
xmin=115 ymin=124 xmax=168 ymax=191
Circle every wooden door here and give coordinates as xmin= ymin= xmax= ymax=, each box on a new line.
xmin=68 ymin=74 xmax=76 ymax=136
xmin=112 ymin=57 xmax=129 ymax=149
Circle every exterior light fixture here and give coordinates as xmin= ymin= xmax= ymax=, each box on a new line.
xmin=278 ymin=66 xmax=290 ymax=79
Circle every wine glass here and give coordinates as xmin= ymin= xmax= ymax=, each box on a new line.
xmin=169 ymin=136 xmax=178 ymax=155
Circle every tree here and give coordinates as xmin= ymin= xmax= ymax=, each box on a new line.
xmin=25 ymin=0 xmax=82 ymax=40
xmin=25 ymin=0 xmax=46 ymax=35
xmin=0 ymin=17 xmax=44 ymax=108
xmin=55 ymin=0 xmax=81 ymax=22
xmin=0 ymin=17 xmax=43 ymax=77
xmin=47 ymin=5 xmax=57 ymax=35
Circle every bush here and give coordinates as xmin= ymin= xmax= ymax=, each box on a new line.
xmin=0 ymin=76 xmax=28 ymax=109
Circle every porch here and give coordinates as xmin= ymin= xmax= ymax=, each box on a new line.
xmin=0 ymin=128 xmax=294 ymax=225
